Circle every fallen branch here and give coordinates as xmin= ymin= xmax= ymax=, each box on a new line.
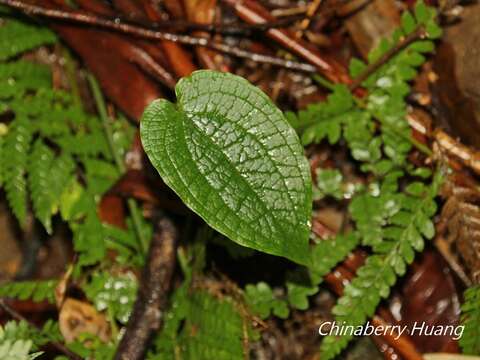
xmin=113 ymin=217 xmax=178 ymax=360
xmin=0 ymin=299 xmax=82 ymax=360
xmin=0 ymin=0 xmax=317 ymax=73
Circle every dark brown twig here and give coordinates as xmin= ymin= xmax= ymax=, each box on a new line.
xmin=349 ymin=26 xmax=427 ymax=91
xmin=126 ymin=15 xmax=303 ymax=35
xmin=222 ymin=0 xmax=352 ymax=83
xmin=0 ymin=299 xmax=82 ymax=360
xmin=114 ymin=217 xmax=178 ymax=360
xmin=0 ymin=0 xmax=317 ymax=73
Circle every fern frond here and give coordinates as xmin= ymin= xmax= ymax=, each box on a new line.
xmin=153 ymin=288 xmax=249 ymax=360
xmin=310 ymin=233 xmax=360 ymax=284
xmin=286 ymin=84 xmax=353 ymax=146
xmin=56 ymin=132 xmax=110 ymax=158
xmin=0 ymin=320 xmax=62 ymax=355
xmin=28 ymin=140 xmax=55 ymax=232
xmin=320 ymin=172 xmax=442 ymax=359
xmin=460 ymin=285 xmax=480 ymax=354
xmin=72 ymin=209 xmax=106 ymax=267
xmin=0 ymin=19 xmax=56 ymax=61
xmin=0 ymin=61 xmax=51 ymax=99
xmin=244 ymin=282 xmax=289 ymax=319
xmin=2 ymin=117 xmax=32 ymax=226
xmin=83 ymin=271 xmax=138 ymax=324
xmin=0 ymin=280 xmax=57 ymax=303
xmin=0 ymin=339 xmax=41 ymax=360
xmin=291 ymin=1 xmax=439 ymax=171
xmin=29 ymin=143 xmax=75 ymax=233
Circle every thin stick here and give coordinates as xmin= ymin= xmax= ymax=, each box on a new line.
xmin=349 ymin=26 xmax=427 ymax=90
xmin=295 ymin=0 xmax=323 ymax=38
xmin=87 ymin=74 xmax=150 ymax=255
xmin=0 ymin=0 xmax=317 ymax=73
xmin=129 ymin=15 xmax=303 ymax=35
xmin=114 ymin=217 xmax=178 ymax=360
xmin=0 ymin=299 xmax=82 ymax=360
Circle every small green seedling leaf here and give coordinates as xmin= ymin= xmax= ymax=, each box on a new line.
xmin=141 ymin=70 xmax=312 ymax=265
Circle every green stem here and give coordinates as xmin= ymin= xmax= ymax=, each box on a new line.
xmin=380 ymin=120 xmax=433 ymax=157
xmin=62 ymin=47 xmax=82 ymax=109
xmin=312 ymin=74 xmax=336 ymax=91
xmin=87 ymin=74 xmax=149 ymax=255
xmin=108 ymin=306 xmax=119 ymax=339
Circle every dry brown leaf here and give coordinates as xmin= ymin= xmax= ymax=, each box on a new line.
xmin=59 ymin=298 xmax=111 ymax=343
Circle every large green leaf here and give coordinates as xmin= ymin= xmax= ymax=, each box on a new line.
xmin=141 ymin=70 xmax=312 ymax=264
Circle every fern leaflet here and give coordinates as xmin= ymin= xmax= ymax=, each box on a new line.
xmin=460 ymin=285 xmax=480 ymax=354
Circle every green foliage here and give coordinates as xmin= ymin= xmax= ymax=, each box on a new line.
xmin=0 ymin=3 xmax=446 ymax=360
xmin=0 ymin=339 xmax=41 ymax=360
xmin=141 ymin=70 xmax=312 ymax=265
xmin=313 ymin=168 xmax=363 ymax=200
xmin=289 ymin=1 xmax=440 ymax=171
xmin=28 ymin=141 xmax=75 ymax=233
xmin=0 ymin=280 xmax=56 ymax=303
xmin=309 ymin=233 xmax=360 ymax=284
xmin=152 ymin=285 xmax=251 ymax=359
xmin=286 ymin=84 xmax=354 ymax=146
xmin=2 ymin=117 xmax=32 ymax=226
xmin=0 ymin=10 xmax=148 ymax=360
xmin=320 ymin=154 xmax=442 ymax=360
xmin=314 ymin=168 xmax=344 ymax=200
xmin=245 ymin=282 xmax=289 ymax=319
xmin=460 ymin=285 xmax=480 ymax=355
xmin=0 ymin=320 xmax=62 ymax=355
xmin=84 ymin=271 xmax=138 ymax=324
xmin=286 ymin=269 xmax=318 ymax=310
xmin=0 ymin=16 xmax=56 ymax=61
xmin=287 ymin=1 xmax=444 ymax=358
xmin=0 ymin=14 xmax=137 ymax=267
xmin=66 ymin=334 xmax=116 ymax=360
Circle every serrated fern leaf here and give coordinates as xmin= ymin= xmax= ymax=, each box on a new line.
xmin=0 ymin=280 xmax=57 ymax=303
xmin=244 ymin=282 xmax=289 ymax=319
xmin=0 ymin=339 xmax=40 ymax=360
xmin=72 ymin=209 xmax=106 ymax=267
xmin=460 ymin=285 xmax=480 ymax=355
xmin=320 ymin=173 xmax=441 ymax=359
xmin=153 ymin=286 xmax=249 ymax=360
xmin=2 ymin=117 xmax=32 ymax=226
xmin=286 ymin=84 xmax=353 ymax=146
xmin=0 ymin=320 xmax=61 ymax=351
xmin=286 ymin=268 xmax=318 ymax=310
xmin=28 ymin=140 xmax=55 ymax=232
xmin=0 ymin=61 xmax=51 ymax=99
xmin=28 ymin=142 xmax=75 ymax=233
xmin=310 ymin=233 xmax=360 ymax=284
xmin=0 ymin=19 xmax=56 ymax=60
xmin=84 ymin=271 xmax=138 ymax=324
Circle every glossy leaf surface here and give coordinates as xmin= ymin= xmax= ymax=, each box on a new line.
xmin=141 ymin=70 xmax=312 ymax=264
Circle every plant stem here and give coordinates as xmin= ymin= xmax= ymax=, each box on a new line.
xmin=312 ymin=74 xmax=336 ymax=91
xmin=87 ymin=74 xmax=148 ymax=255
xmin=62 ymin=46 xmax=82 ymax=109
xmin=381 ymin=120 xmax=433 ymax=157
xmin=349 ymin=26 xmax=427 ymax=91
